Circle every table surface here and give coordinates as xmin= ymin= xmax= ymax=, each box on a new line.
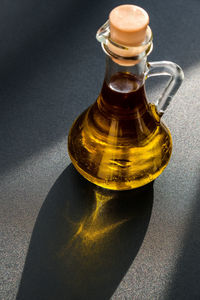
xmin=1 ymin=0 xmax=200 ymax=299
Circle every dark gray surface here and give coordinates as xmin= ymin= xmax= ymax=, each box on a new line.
xmin=0 ymin=0 xmax=200 ymax=299
xmin=16 ymin=166 xmax=154 ymax=300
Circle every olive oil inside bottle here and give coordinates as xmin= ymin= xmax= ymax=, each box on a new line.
xmin=68 ymin=72 xmax=172 ymax=190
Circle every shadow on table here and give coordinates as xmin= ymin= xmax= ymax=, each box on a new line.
xmin=16 ymin=164 xmax=154 ymax=300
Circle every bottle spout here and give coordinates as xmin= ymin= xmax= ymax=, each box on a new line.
xmin=96 ymin=5 xmax=153 ymax=66
xmin=96 ymin=20 xmax=110 ymax=44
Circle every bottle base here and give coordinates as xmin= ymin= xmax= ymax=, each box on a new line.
xmin=68 ymin=100 xmax=172 ymax=191
xmin=70 ymin=155 xmax=170 ymax=191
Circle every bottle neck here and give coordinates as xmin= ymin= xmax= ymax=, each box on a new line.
xmin=99 ymin=55 xmax=149 ymax=116
xmin=104 ymin=55 xmax=147 ymax=87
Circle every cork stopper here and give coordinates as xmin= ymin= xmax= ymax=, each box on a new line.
xmin=109 ymin=5 xmax=149 ymax=46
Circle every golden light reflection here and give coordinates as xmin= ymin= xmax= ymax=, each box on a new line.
xmin=65 ymin=188 xmax=128 ymax=252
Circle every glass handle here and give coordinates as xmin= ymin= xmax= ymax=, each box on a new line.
xmin=146 ymin=61 xmax=184 ymax=114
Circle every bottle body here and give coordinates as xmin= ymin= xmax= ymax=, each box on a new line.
xmin=68 ymin=5 xmax=184 ymax=190
xmin=68 ymin=71 xmax=172 ymax=190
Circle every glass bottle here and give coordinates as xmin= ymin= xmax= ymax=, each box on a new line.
xmin=68 ymin=5 xmax=184 ymax=190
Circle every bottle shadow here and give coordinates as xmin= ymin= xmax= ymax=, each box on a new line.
xmin=16 ymin=164 xmax=154 ymax=300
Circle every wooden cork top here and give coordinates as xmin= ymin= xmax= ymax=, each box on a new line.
xmin=109 ymin=5 xmax=149 ymax=46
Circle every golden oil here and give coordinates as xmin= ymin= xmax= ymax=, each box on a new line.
xmin=68 ymin=72 xmax=172 ymax=190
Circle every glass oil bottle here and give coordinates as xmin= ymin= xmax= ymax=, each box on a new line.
xmin=68 ymin=5 xmax=184 ymax=190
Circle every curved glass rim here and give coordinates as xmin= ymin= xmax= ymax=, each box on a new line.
xmin=96 ymin=20 xmax=153 ymax=61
